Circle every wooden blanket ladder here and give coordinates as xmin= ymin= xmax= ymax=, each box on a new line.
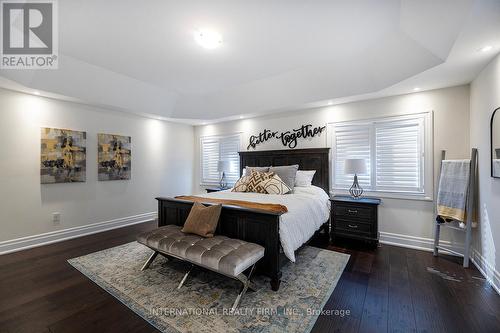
xmin=433 ymin=148 xmax=478 ymax=268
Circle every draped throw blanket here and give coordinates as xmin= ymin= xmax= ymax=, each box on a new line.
xmin=436 ymin=160 xmax=476 ymax=226
xmin=175 ymin=195 xmax=288 ymax=214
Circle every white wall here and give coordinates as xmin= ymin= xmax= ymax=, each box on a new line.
xmin=0 ymin=88 xmax=194 ymax=243
xmin=470 ymin=53 xmax=500 ymax=292
xmin=194 ymin=85 xmax=471 ymax=250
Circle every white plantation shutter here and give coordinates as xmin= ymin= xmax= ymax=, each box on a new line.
xmin=201 ymin=137 xmax=220 ymax=184
xmin=220 ymin=136 xmax=241 ymax=185
xmin=331 ymin=113 xmax=430 ymax=196
xmin=375 ymin=119 xmax=423 ymax=193
xmin=333 ymin=124 xmax=372 ymax=189
xmin=201 ymin=134 xmax=240 ymax=185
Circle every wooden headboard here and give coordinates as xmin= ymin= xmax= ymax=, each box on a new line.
xmin=239 ymin=148 xmax=330 ymax=193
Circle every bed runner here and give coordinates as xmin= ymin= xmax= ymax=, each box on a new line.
xmin=174 ymin=195 xmax=288 ymax=214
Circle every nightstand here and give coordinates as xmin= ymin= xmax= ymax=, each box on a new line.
xmin=205 ymin=187 xmax=229 ymax=193
xmin=330 ymin=196 xmax=381 ymax=246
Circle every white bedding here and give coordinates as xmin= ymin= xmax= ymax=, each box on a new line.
xmin=199 ymin=186 xmax=331 ymax=262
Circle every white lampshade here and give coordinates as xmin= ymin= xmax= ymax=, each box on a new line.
xmin=344 ymin=159 xmax=367 ymax=175
xmin=217 ymin=160 xmax=230 ymax=172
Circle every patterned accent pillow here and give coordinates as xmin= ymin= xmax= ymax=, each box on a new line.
xmin=246 ymin=170 xmax=274 ymax=193
xmin=260 ymin=174 xmax=292 ymax=195
xmin=232 ymin=175 xmax=251 ymax=192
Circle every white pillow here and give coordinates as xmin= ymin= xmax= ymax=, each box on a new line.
xmin=294 ymin=170 xmax=316 ymax=187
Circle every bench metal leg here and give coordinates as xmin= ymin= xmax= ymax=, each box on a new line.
xmin=141 ymin=251 xmax=159 ymax=271
xmin=232 ymin=264 xmax=256 ymax=311
xmin=177 ymin=264 xmax=194 ymax=289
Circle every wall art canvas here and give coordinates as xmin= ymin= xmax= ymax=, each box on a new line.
xmin=98 ymin=133 xmax=131 ymax=181
xmin=41 ymin=128 xmax=87 ymax=184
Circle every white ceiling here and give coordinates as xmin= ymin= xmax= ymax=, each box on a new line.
xmin=1 ymin=0 xmax=500 ymax=123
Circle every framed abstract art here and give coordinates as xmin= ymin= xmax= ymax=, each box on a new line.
xmin=98 ymin=133 xmax=131 ymax=181
xmin=40 ymin=127 xmax=87 ymax=184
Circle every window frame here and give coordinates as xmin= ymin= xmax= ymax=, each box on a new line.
xmin=328 ymin=111 xmax=434 ymax=201
xmin=199 ymin=133 xmax=241 ymax=186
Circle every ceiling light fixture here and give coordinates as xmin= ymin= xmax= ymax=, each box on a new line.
xmin=239 ymin=115 xmax=244 ymax=119
xmin=413 ymin=87 xmax=421 ymax=92
xmin=34 ymin=91 xmax=40 ymax=95
xmin=479 ymin=45 xmax=493 ymax=52
xmin=327 ymin=101 xmax=333 ymax=105
xmin=194 ymin=29 xmax=223 ymax=50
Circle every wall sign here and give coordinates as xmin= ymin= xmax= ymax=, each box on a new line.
xmin=247 ymin=124 xmax=326 ymax=149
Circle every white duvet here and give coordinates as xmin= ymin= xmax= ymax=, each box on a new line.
xmin=200 ymin=186 xmax=331 ymax=262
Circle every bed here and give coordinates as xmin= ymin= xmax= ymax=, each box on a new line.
xmin=156 ymin=148 xmax=330 ymax=291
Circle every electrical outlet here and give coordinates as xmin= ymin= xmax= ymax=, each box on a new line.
xmin=52 ymin=212 xmax=61 ymax=225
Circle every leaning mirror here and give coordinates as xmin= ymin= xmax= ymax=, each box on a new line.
xmin=492 ymin=107 xmax=500 ymax=178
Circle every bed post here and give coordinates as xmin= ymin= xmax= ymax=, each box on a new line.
xmin=269 ymin=214 xmax=282 ymax=291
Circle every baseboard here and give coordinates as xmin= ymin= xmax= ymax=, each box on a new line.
xmin=379 ymin=231 xmax=464 ymax=254
xmin=0 ymin=212 xmax=157 ymax=255
xmin=470 ymin=249 xmax=500 ymax=295
xmin=379 ymin=231 xmax=500 ymax=295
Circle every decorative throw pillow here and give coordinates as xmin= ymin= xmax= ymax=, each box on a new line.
xmin=295 ymin=170 xmax=316 ymax=187
xmin=181 ymin=202 xmax=222 ymax=237
xmin=244 ymin=166 xmax=270 ymax=176
xmin=269 ymin=165 xmax=299 ymax=190
xmin=246 ymin=170 xmax=274 ymax=193
xmin=260 ymin=174 xmax=292 ymax=195
xmin=232 ymin=175 xmax=251 ymax=192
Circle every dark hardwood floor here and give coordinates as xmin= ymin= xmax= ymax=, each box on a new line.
xmin=1 ymin=221 xmax=499 ymax=333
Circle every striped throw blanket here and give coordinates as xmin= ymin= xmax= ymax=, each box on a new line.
xmin=437 ymin=160 xmax=476 ymax=225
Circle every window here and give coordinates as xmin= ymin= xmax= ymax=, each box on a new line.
xmin=330 ymin=112 xmax=433 ymax=199
xmin=200 ymin=134 xmax=241 ymax=186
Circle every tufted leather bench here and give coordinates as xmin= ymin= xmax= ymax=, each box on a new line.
xmin=137 ymin=225 xmax=264 ymax=309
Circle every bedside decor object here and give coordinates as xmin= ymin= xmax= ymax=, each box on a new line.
xmin=217 ymin=160 xmax=230 ymax=188
xmin=98 ymin=133 xmax=131 ymax=181
xmin=344 ymin=158 xmax=366 ymax=199
xmin=330 ymin=196 xmax=381 ymax=246
xmin=41 ymin=127 xmax=86 ymax=184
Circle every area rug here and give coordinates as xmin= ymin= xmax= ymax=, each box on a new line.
xmin=68 ymin=242 xmax=349 ymax=333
